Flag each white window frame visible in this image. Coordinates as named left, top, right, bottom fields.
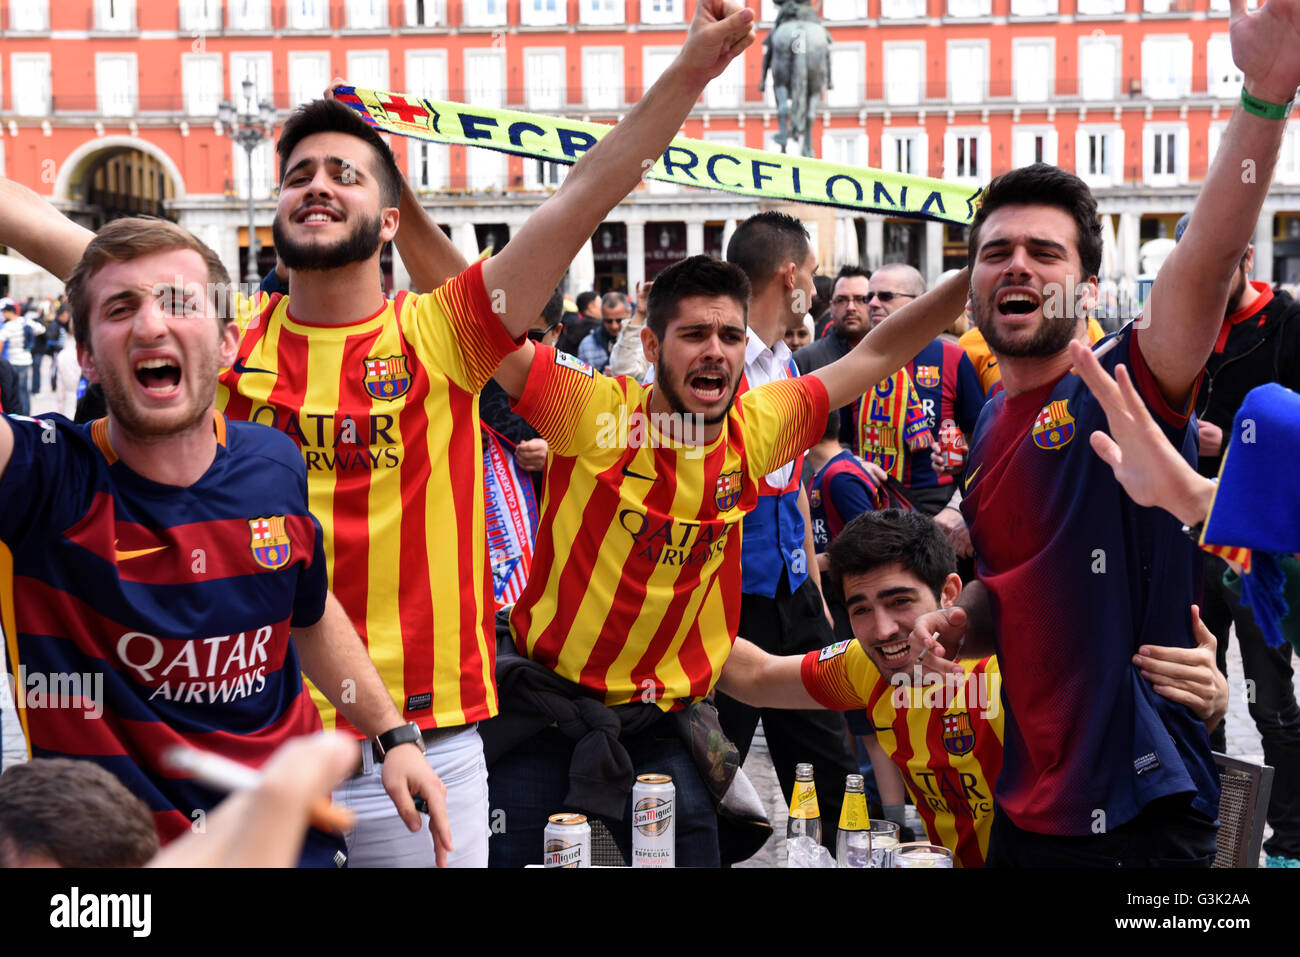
left=640, top=0, right=683, bottom=24
left=229, top=0, right=270, bottom=30
left=463, top=0, right=508, bottom=27
left=409, top=141, right=449, bottom=190
left=943, top=128, right=989, bottom=183
left=465, top=48, right=506, bottom=108
left=96, top=0, right=135, bottom=31
left=180, top=0, right=222, bottom=32
left=229, top=52, right=273, bottom=111
left=826, top=44, right=864, bottom=109
left=522, top=0, right=567, bottom=26
left=821, top=131, right=869, bottom=169
left=583, top=47, right=624, bottom=109
left=1205, top=34, right=1242, bottom=99
left=1276, top=126, right=1300, bottom=186
left=822, top=0, right=867, bottom=19
left=11, top=54, right=52, bottom=117
left=405, top=50, right=448, bottom=100
left=1076, top=0, right=1124, bottom=13
left=1141, top=35, right=1193, bottom=101
left=525, top=48, right=567, bottom=110
left=346, top=50, right=390, bottom=93
left=404, top=0, right=447, bottom=26
left=96, top=53, right=137, bottom=116
left=579, top=0, right=624, bottom=25
left=1207, top=120, right=1227, bottom=169
left=286, top=0, right=329, bottom=30
left=880, top=130, right=928, bottom=176
left=881, top=0, right=926, bottom=16
left=947, top=40, right=989, bottom=104
left=10, top=0, right=49, bottom=30
left=1011, top=126, right=1059, bottom=168
left=882, top=42, right=926, bottom=106
left=1143, top=123, right=1188, bottom=186
left=181, top=53, right=222, bottom=116
left=946, top=0, right=990, bottom=16
left=347, top=0, right=388, bottom=28
left=1075, top=125, right=1123, bottom=188
left=288, top=52, right=331, bottom=108
left=1010, top=0, right=1056, bottom=14
left=1078, top=36, right=1122, bottom=101
left=705, top=49, right=746, bottom=110
left=642, top=47, right=678, bottom=99
left=1012, top=38, right=1054, bottom=103
left=467, top=150, right=508, bottom=191
left=523, top=157, right=568, bottom=190
left=233, top=139, right=276, bottom=199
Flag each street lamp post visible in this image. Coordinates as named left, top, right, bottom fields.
left=219, top=77, right=277, bottom=285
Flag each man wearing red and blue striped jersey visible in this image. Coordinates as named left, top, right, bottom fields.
left=0, top=219, right=450, bottom=865
left=913, top=0, right=1300, bottom=865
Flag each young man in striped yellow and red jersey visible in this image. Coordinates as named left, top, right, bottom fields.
left=715, top=509, right=1227, bottom=866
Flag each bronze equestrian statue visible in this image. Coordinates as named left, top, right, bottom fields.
left=759, top=0, right=833, bottom=157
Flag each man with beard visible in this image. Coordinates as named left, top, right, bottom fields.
left=1178, top=217, right=1300, bottom=866
left=481, top=253, right=970, bottom=866
left=0, top=218, right=448, bottom=864
left=908, top=0, right=1300, bottom=866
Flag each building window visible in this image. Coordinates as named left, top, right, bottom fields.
left=642, top=49, right=676, bottom=98
left=346, top=51, right=389, bottom=92
left=583, top=49, right=623, bottom=108
left=947, top=0, right=990, bottom=15
left=945, top=132, right=984, bottom=180
left=406, top=51, right=448, bottom=100
left=96, top=53, right=137, bottom=115
left=1276, top=128, right=1300, bottom=185
left=234, top=139, right=275, bottom=198
left=11, top=55, right=52, bottom=117
left=465, top=49, right=505, bottom=107
left=467, top=151, right=508, bottom=191
left=288, top=52, right=331, bottom=107
left=404, top=0, right=446, bottom=26
left=522, top=0, right=567, bottom=25
left=1205, top=34, right=1242, bottom=98
left=347, top=0, right=387, bottom=28
left=10, top=0, right=49, bottom=30
left=1142, top=36, right=1192, bottom=100
left=641, top=0, right=683, bottom=23
left=525, top=50, right=565, bottom=110
left=1012, top=128, right=1058, bottom=167
left=705, top=50, right=746, bottom=109
left=180, top=0, right=222, bottom=31
left=1144, top=126, right=1186, bottom=185
left=524, top=158, right=567, bottom=190
left=97, top=0, right=135, bottom=30
left=881, top=0, right=926, bottom=15
left=883, top=44, right=924, bottom=106
left=1076, top=127, right=1121, bottom=187
left=287, top=0, right=329, bottom=30
left=182, top=54, right=222, bottom=116
left=1079, top=38, right=1120, bottom=100
left=229, top=0, right=270, bottom=30
left=409, top=141, right=448, bottom=189
left=580, top=0, right=624, bottom=24
left=1010, top=0, right=1056, bottom=14
left=230, top=52, right=273, bottom=110
left=822, top=0, right=867, bottom=18
left=826, top=46, right=864, bottom=108
left=464, top=0, right=507, bottom=26
left=1076, top=0, right=1124, bottom=13
left=948, top=41, right=988, bottom=104
left=822, top=132, right=867, bottom=167
left=1013, top=39, right=1053, bottom=102
left=881, top=131, right=926, bottom=175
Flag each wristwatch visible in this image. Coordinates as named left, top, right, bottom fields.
left=375, top=720, right=423, bottom=756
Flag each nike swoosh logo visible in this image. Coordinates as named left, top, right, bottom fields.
left=115, top=544, right=168, bottom=562
left=232, top=357, right=276, bottom=376
left=621, top=464, right=655, bottom=482
left=963, top=464, right=982, bottom=491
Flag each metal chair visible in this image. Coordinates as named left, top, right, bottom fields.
left=1212, top=752, right=1274, bottom=868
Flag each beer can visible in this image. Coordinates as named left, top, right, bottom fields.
left=632, top=772, right=675, bottom=868
left=543, top=812, right=590, bottom=868
left=937, top=420, right=966, bottom=471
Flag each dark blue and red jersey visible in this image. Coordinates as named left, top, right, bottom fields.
left=808, top=449, right=913, bottom=552
left=0, top=412, right=333, bottom=855
left=901, top=339, right=985, bottom=490
left=961, top=326, right=1219, bottom=835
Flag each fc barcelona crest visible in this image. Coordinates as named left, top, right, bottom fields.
left=364, top=354, right=412, bottom=400
left=715, top=470, right=743, bottom=511
left=859, top=423, right=898, bottom=474
left=249, top=516, right=292, bottom=570
left=914, top=364, right=941, bottom=389
left=1032, top=399, right=1076, bottom=450
left=810, top=487, right=822, bottom=509
left=942, top=711, right=975, bottom=756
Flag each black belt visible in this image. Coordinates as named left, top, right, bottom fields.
left=353, top=724, right=474, bottom=775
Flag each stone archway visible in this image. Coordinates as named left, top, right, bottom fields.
left=55, top=136, right=185, bottom=229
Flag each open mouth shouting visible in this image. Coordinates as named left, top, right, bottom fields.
left=995, top=287, right=1042, bottom=321
left=134, top=355, right=182, bottom=397
left=687, top=366, right=730, bottom=404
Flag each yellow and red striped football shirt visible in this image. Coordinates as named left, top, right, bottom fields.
left=801, top=641, right=1004, bottom=867
left=218, top=261, right=517, bottom=733
left=509, top=345, right=829, bottom=709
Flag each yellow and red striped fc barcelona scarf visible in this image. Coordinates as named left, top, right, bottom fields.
left=857, top=368, right=931, bottom=482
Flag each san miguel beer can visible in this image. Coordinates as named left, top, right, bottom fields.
left=544, top=812, right=590, bottom=868
left=632, top=773, right=676, bottom=868
left=937, top=419, right=967, bottom=471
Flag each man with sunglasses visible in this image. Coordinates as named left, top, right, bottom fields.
left=577, top=292, right=630, bottom=375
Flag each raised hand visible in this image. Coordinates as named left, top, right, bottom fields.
left=1230, top=0, right=1300, bottom=104
left=680, top=0, right=757, bottom=84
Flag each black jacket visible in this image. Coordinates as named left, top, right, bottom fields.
left=1196, top=282, right=1300, bottom=477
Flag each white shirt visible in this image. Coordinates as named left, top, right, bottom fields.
left=743, top=327, right=796, bottom=488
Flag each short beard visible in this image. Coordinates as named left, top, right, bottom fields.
left=1224, top=269, right=1248, bottom=318
left=99, top=364, right=214, bottom=440
left=272, top=213, right=383, bottom=272
left=974, top=298, right=1079, bottom=359
left=655, top=351, right=740, bottom=426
